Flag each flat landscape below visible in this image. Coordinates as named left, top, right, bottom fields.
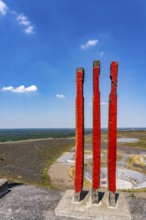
left=0, top=129, right=146, bottom=219
left=0, top=138, right=75, bottom=187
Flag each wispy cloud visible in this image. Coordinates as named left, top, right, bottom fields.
left=96, top=51, right=105, bottom=57
left=23, top=25, right=34, bottom=34
left=0, top=1, right=35, bottom=35
left=0, top=0, right=8, bottom=15
left=1, top=85, right=38, bottom=93
left=56, top=94, right=65, bottom=98
left=16, top=13, right=34, bottom=34
left=16, top=14, right=30, bottom=26
left=81, top=39, right=98, bottom=50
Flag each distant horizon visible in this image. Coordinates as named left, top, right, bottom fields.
left=0, top=127, right=145, bottom=130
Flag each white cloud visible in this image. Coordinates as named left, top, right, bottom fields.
left=0, top=0, right=8, bottom=15
left=56, top=94, right=65, bottom=98
left=0, top=2, right=35, bottom=35
left=1, top=85, right=38, bottom=93
left=24, top=25, right=34, bottom=34
left=1, top=86, right=14, bottom=91
left=16, top=14, right=30, bottom=26
left=25, top=85, right=37, bottom=92
left=81, top=39, right=98, bottom=49
left=16, top=13, right=34, bottom=34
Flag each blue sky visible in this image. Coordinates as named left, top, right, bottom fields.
left=0, top=0, right=146, bottom=128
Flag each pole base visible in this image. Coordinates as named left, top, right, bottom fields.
left=74, top=192, right=81, bottom=202
left=91, top=189, right=99, bottom=204
left=55, top=190, right=132, bottom=220
left=0, top=179, right=8, bottom=198
left=109, top=192, right=116, bottom=207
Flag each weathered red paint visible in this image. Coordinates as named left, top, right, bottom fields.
left=108, top=61, right=118, bottom=193
left=92, top=61, right=101, bottom=190
left=74, top=68, right=84, bottom=193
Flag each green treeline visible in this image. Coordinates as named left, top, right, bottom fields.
left=0, top=128, right=92, bottom=142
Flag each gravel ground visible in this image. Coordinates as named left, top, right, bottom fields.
left=0, top=184, right=62, bottom=220
left=0, top=184, right=146, bottom=220
left=127, top=196, right=146, bottom=220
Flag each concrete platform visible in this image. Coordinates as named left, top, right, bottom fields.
left=0, top=179, right=8, bottom=198
left=55, top=190, right=132, bottom=220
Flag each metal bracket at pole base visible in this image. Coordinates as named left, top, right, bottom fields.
left=109, top=191, right=116, bottom=207
left=74, top=192, right=81, bottom=202
left=91, top=189, right=99, bottom=204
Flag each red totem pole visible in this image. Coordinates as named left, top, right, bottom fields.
left=92, top=61, right=101, bottom=203
left=108, top=61, right=118, bottom=207
left=74, top=68, right=84, bottom=202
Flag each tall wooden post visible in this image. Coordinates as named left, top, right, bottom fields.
left=74, top=68, right=84, bottom=202
left=92, top=61, right=101, bottom=203
left=108, top=61, right=118, bottom=207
